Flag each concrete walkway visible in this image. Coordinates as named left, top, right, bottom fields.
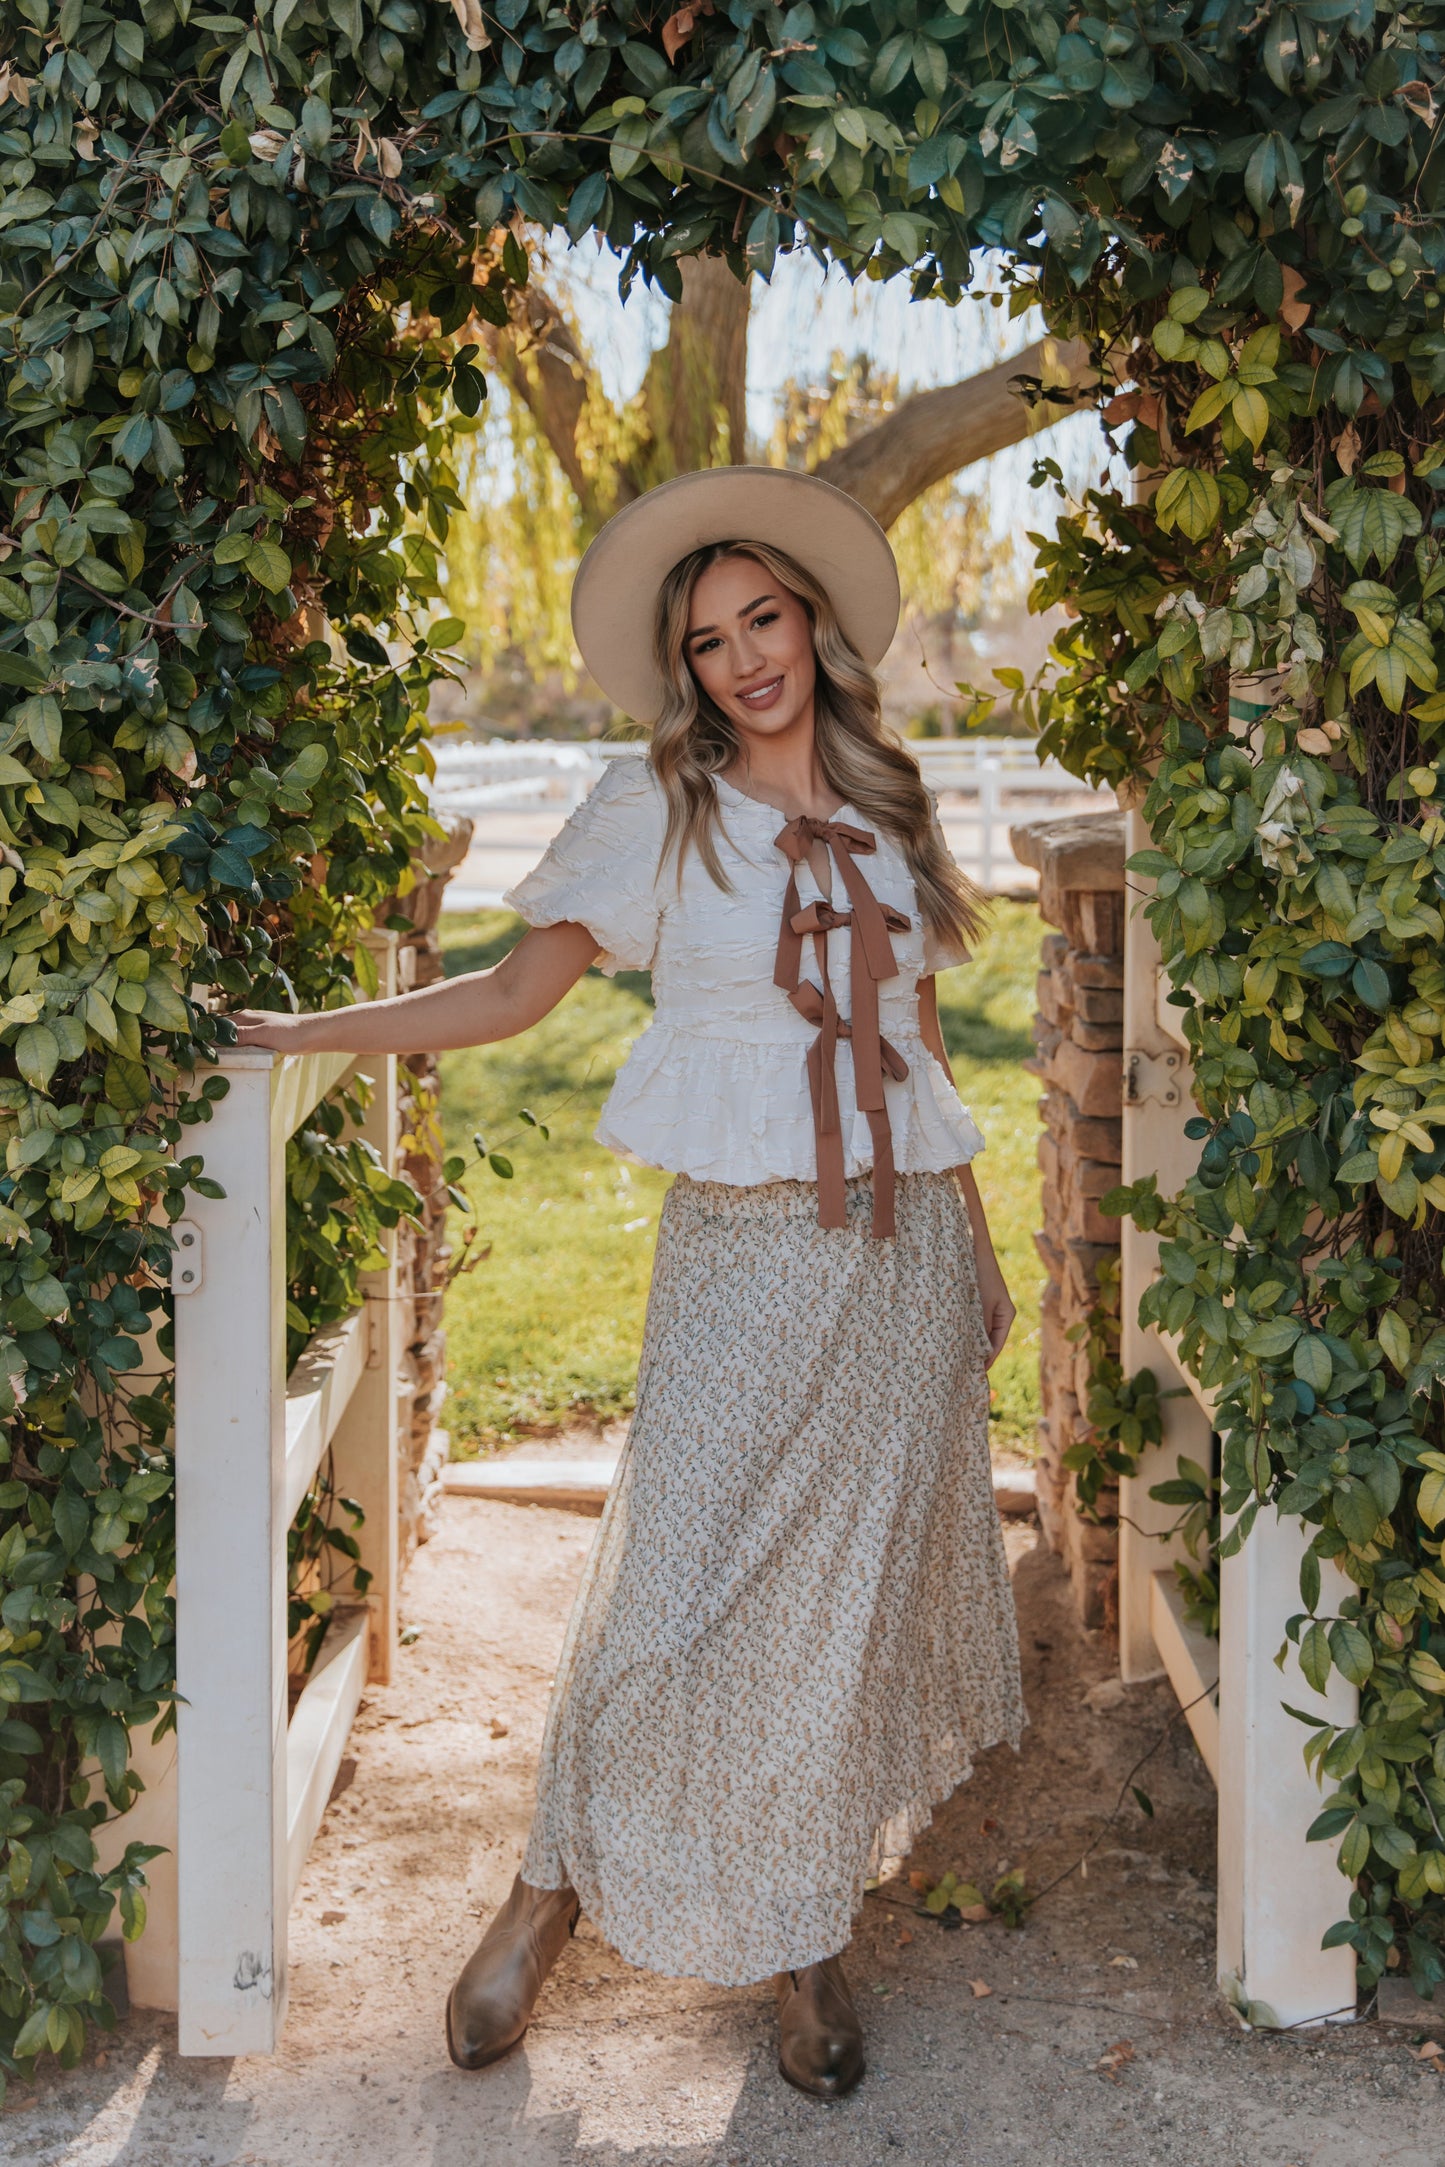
left=5, top=1498, right=1443, bottom=2166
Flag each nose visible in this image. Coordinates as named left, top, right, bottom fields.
left=734, top=624, right=766, bottom=682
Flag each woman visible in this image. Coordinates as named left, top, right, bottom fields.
left=235, top=467, right=1024, bottom=2099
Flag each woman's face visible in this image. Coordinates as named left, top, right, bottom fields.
left=684, top=554, right=817, bottom=745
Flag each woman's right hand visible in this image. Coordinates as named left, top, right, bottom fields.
left=229, top=1008, right=315, bottom=1052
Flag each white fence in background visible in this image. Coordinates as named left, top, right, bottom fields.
left=428, top=736, right=1104, bottom=902
left=116, top=933, right=405, bottom=2055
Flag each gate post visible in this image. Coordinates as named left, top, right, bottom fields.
left=1117, top=807, right=1214, bottom=1681
left=173, top=1049, right=288, bottom=2055
left=330, top=932, right=401, bottom=1685
left=1216, top=1509, right=1358, bottom=2027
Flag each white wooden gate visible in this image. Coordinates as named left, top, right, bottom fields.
left=166, top=933, right=402, bottom=2055
left=1116, top=817, right=1358, bottom=2027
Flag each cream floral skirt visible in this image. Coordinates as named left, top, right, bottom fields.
left=521, top=1169, right=1024, bottom=1986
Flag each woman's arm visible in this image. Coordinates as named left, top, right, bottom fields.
left=918, top=974, right=1016, bottom=1371
left=230, top=920, right=602, bottom=1056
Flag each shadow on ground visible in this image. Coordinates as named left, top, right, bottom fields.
left=6, top=1504, right=1442, bottom=2167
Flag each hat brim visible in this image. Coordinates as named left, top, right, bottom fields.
left=571, top=468, right=901, bottom=725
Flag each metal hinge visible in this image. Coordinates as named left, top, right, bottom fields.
left=170, top=1219, right=204, bottom=1295
left=1125, top=1048, right=1183, bottom=1109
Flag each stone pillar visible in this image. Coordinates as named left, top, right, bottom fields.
left=1009, top=813, right=1127, bottom=1628
left=386, top=813, right=473, bottom=1568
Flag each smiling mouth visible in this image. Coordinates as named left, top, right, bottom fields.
left=737, top=675, right=785, bottom=709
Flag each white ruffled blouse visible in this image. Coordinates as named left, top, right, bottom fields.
left=503, top=755, right=985, bottom=1194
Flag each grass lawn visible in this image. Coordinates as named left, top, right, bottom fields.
left=438, top=898, right=1044, bottom=1457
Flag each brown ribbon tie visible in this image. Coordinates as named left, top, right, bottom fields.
left=773, top=817, right=910, bottom=1238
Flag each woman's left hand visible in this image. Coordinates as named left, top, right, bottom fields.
left=974, top=1255, right=1016, bottom=1371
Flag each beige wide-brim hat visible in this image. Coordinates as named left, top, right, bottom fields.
left=571, top=467, right=900, bottom=724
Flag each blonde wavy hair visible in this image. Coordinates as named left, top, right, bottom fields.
left=649, top=540, right=987, bottom=952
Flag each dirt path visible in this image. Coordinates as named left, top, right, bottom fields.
left=6, top=1498, right=1444, bottom=2166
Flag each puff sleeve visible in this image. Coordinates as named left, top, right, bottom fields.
left=503, top=756, right=665, bottom=977
left=920, top=793, right=973, bottom=976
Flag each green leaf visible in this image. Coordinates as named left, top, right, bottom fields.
left=12, top=2001, right=54, bottom=2060
left=14, top=1026, right=60, bottom=1091
left=1378, top=1309, right=1411, bottom=1373
left=1418, top=1465, right=1445, bottom=1531
left=1293, top=1336, right=1333, bottom=1395
left=1231, top=384, right=1270, bottom=448
left=1243, top=1316, right=1301, bottom=1358
left=246, top=541, right=293, bottom=594
left=1154, top=468, right=1221, bottom=541
left=1409, top=1649, right=1445, bottom=1696
left=1300, top=1619, right=1331, bottom=1692
left=1328, top=1621, right=1374, bottom=1686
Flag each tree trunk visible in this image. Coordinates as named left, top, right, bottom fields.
left=642, top=253, right=751, bottom=473
left=486, top=279, right=600, bottom=518
left=486, top=282, right=1099, bottom=537
left=814, top=337, right=1099, bottom=529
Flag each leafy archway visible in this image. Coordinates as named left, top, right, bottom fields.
left=2, top=0, right=1445, bottom=2081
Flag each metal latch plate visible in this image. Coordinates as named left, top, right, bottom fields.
left=170, top=1219, right=204, bottom=1295
left=1125, top=1048, right=1182, bottom=1108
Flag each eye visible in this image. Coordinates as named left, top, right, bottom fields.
left=751, top=610, right=779, bottom=630
left=690, top=634, right=721, bottom=655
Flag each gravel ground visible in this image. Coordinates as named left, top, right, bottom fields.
left=5, top=1496, right=1444, bottom=2167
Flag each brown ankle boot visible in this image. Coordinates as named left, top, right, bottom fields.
left=774, top=1952, right=865, bottom=2098
left=445, top=1874, right=581, bottom=2070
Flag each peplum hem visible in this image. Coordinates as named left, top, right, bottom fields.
left=595, top=1020, right=984, bottom=1185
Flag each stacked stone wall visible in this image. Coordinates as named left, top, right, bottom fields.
left=1010, top=814, right=1127, bottom=1628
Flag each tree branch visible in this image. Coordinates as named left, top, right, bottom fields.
left=813, top=336, right=1104, bottom=529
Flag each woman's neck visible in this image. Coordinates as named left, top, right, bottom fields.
left=721, top=714, right=843, bottom=822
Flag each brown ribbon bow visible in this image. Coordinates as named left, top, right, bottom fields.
left=773, top=816, right=910, bottom=1238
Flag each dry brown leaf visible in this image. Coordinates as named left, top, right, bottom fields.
left=449, top=0, right=491, bottom=52
left=1414, top=2040, right=1445, bottom=2060
left=489, top=1716, right=509, bottom=1737
left=1109, top=1954, right=1139, bottom=1970
left=377, top=137, right=403, bottom=179
left=1300, top=503, right=1339, bottom=542
left=1295, top=727, right=1332, bottom=754
left=969, top=1978, right=993, bottom=1998
left=75, top=118, right=99, bottom=162
left=1101, top=392, right=1141, bottom=427
left=908, top=1870, right=931, bottom=1893
left=354, top=118, right=376, bottom=173
left=662, top=0, right=713, bottom=62
left=1279, top=264, right=1310, bottom=333
left=896, top=1927, right=914, bottom=1947
left=959, top=1902, right=992, bottom=1923
left=1334, top=422, right=1361, bottom=475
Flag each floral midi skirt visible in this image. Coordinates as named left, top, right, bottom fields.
left=521, top=1169, right=1024, bottom=1986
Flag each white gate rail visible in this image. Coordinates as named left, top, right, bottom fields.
left=171, top=934, right=401, bottom=2055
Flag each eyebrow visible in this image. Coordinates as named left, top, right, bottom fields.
left=687, top=593, right=776, bottom=641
